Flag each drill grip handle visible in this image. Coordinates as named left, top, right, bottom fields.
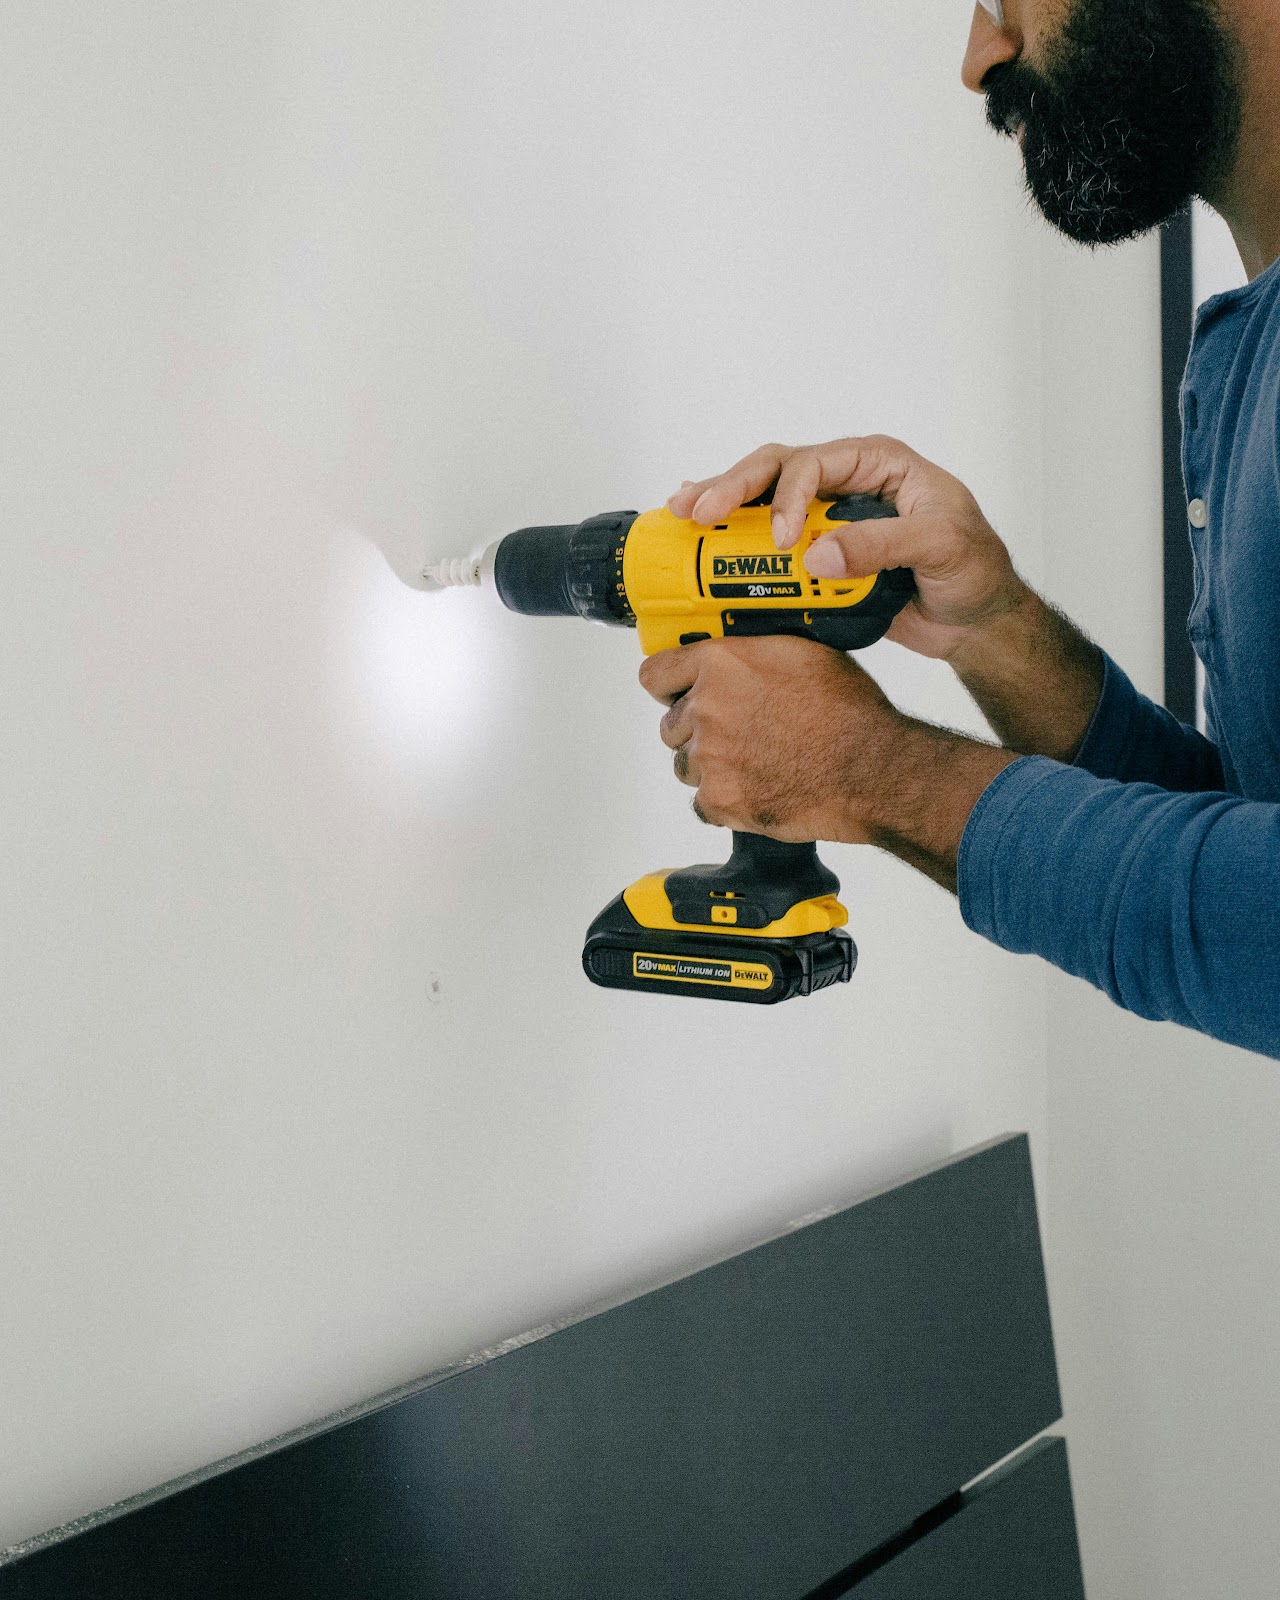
left=729, top=833, right=821, bottom=872
left=727, top=835, right=839, bottom=900
left=664, top=834, right=840, bottom=928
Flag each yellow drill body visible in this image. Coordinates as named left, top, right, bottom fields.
left=620, top=504, right=881, bottom=654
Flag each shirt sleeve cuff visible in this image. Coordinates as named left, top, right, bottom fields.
left=1070, top=651, right=1144, bottom=781
left=956, top=755, right=1063, bottom=946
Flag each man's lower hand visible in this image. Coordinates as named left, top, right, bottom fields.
left=638, top=636, right=1018, bottom=892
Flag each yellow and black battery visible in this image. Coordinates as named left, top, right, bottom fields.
left=582, top=832, right=856, bottom=1005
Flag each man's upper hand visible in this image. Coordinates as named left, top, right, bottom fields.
left=666, top=435, right=1105, bottom=762
left=665, top=435, right=1028, bottom=666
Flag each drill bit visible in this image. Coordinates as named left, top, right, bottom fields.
left=421, top=553, right=483, bottom=592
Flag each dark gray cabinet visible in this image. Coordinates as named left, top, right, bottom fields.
left=0, top=1134, right=1085, bottom=1598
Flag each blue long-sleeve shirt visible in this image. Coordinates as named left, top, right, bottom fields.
left=957, top=253, right=1280, bottom=1061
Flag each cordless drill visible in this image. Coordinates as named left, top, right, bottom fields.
left=425, top=491, right=913, bottom=1004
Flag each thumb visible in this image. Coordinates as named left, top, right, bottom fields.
left=803, top=512, right=965, bottom=583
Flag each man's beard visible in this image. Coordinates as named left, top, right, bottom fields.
left=984, top=0, right=1242, bottom=246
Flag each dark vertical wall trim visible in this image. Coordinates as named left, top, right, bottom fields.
left=1161, top=209, right=1197, bottom=723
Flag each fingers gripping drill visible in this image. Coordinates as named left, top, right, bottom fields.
left=426, top=492, right=914, bottom=1004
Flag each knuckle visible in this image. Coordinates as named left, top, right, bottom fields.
left=698, top=773, right=734, bottom=813
left=778, top=452, right=819, bottom=496
left=693, top=785, right=731, bottom=827
left=660, top=705, right=688, bottom=747
left=930, top=521, right=973, bottom=576
left=747, top=443, right=791, bottom=487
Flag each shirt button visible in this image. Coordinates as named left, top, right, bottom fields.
left=1188, top=498, right=1208, bottom=528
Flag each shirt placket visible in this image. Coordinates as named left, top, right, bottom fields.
left=1180, top=364, right=1214, bottom=662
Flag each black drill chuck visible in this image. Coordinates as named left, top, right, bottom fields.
left=493, top=512, right=639, bottom=627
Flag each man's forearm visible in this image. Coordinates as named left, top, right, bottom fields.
left=861, top=720, right=1019, bottom=892
left=945, top=584, right=1105, bottom=762
left=956, top=757, right=1280, bottom=1063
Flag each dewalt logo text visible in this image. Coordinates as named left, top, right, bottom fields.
left=711, top=554, right=793, bottom=578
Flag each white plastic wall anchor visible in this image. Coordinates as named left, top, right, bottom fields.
left=421, top=542, right=499, bottom=594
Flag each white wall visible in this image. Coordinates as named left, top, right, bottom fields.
left=1193, top=197, right=1249, bottom=306
left=0, top=2, right=1053, bottom=1549
left=1039, top=216, right=1280, bottom=1600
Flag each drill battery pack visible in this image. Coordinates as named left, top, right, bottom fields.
left=582, top=894, right=855, bottom=1004
left=581, top=835, right=857, bottom=1004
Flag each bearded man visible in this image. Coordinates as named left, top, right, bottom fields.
left=640, top=0, right=1279, bottom=1058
